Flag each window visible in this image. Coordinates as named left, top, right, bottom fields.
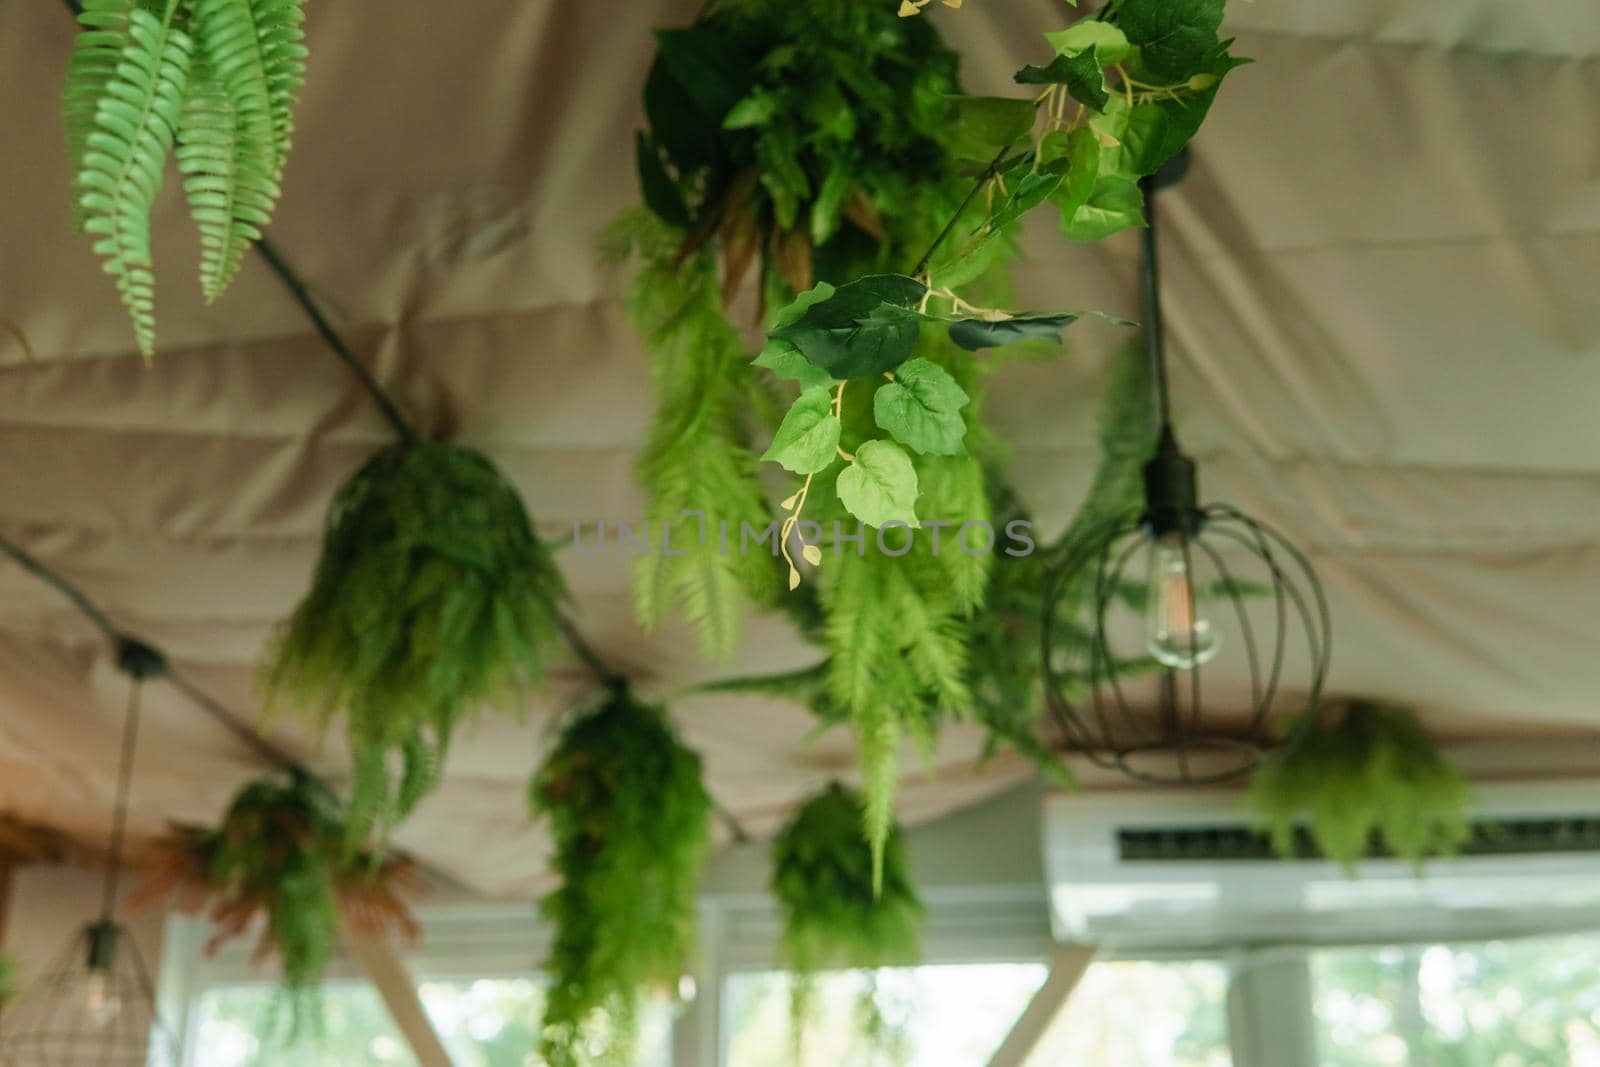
left=188, top=978, right=672, bottom=1067
left=723, top=959, right=1230, bottom=1067
left=1313, top=935, right=1600, bottom=1067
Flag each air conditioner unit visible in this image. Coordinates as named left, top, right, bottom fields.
left=1043, top=781, right=1600, bottom=950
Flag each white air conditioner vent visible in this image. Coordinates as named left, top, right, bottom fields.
left=1044, top=782, right=1600, bottom=950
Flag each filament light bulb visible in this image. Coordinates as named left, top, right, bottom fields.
left=83, top=968, right=120, bottom=1027
left=1145, top=533, right=1220, bottom=670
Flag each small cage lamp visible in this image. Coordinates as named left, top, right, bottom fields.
left=1039, top=157, right=1332, bottom=784
left=0, top=639, right=178, bottom=1066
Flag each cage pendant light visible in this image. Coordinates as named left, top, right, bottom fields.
left=1039, top=156, right=1332, bottom=784
left=0, top=639, right=178, bottom=1066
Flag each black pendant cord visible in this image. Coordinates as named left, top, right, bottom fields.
left=98, top=680, right=143, bottom=923
left=1137, top=173, right=1176, bottom=438
left=0, top=531, right=305, bottom=777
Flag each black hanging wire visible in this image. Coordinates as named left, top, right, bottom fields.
left=98, top=655, right=149, bottom=923
left=1137, top=172, right=1176, bottom=434
left=49, top=0, right=747, bottom=842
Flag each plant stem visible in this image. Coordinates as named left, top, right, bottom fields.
left=910, top=144, right=1016, bottom=279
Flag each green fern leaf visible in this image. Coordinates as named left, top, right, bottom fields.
left=73, top=0, right=194, bottom=357
left=63, top=0, right=137, bottom=233
left=178, top=0, right=305, bottom=300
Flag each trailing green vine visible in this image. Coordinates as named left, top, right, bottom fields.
left=1243, top=701, right=1472, bottom=870
left=772, top=783, right=922, bottom=1054
left=63, top=0, right=310, bottom=356
left=265, top=443, right=568, bottom=846
left=622, top=0, right=1245, bottom=877
left=133, top=774, right=420, bottom=1039
left=621, top=0, right=977, bottom=661
left=530, top=688, right=713, bottom=1067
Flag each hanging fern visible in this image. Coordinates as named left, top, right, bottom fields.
left=266, top=443, right=568, bottom=846
left=772, top=783, right=922, bottom=1052
left=132, top=774, right=420, bottom=1040
left=1243, top=701, right=1473, bottom=870
left=63, top=0, right=309, bottom=355
left=608, top=214, right=786, bottom=662
left=530, top=689, right=712, bottom=1067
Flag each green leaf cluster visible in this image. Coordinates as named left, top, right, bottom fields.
left=0, top=955, right=16, bottom=1006
left=760, top=278, right=1104, bottom=541
left=138, top=775, right=420, bottom=1044
left=771, top=784, right=922, bottom=1043
left=637, top=0, right=968, bottom=292
left=1244, top=701, right=1473, bottom=870
left=530, top=690, right=713, bottom=1067
left=63, top=0, right=309, bottom=356
left=265, top=443, right=568, bottom=845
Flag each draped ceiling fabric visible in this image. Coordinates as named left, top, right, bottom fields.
left=0, top=0, right=1597, bottom=898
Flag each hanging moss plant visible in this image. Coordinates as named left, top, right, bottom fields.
left=266, top=442, right=568, bottom=845
left=1244, top=701, right=1472, bottom=870
left=772, top=783, right=922, bottom=1050
left=530, top=688, right=712, bottom=1067
left=133, top=775, right=420, bottom=1037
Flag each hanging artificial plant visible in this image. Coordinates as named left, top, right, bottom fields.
left=266, top=442, right=568, bottom=846
left=530, top=688, right=713, bottom=1067
left=772, top=783, right=923, bottom=1050
left=63, top=0, right=311, bottom=356
left=619, top=0, right=975, bottom=662
left=132, top=774, right=420, bottom=1036
left=627, top=0, right=1245, bottom=876
left=1243, top=701, right=1473, bottom=870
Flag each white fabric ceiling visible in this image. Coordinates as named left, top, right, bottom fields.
left=0, top=0, right=1598, bottom=898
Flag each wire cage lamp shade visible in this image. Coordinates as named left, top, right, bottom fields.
left=1039, top=159, right=1332, bottom=784
left=0, top=639, right=178, bottom=1066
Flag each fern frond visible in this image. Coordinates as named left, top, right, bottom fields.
left=532, top=692, right=712, bottom=1067
left=177, top=8, right=267, bottom=298
left=73, top=1, right=194, bottom=357
left=63, top=0, right=137, bottom=232
left=772, top=783, right=923, bottom=1044
left=1243, top=701, right=1472, bottom=870
left=626, top=224, right=782, bottom=659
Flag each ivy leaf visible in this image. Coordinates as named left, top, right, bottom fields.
left=1062, top=176, right=1146, bottom=241
left=775, top=281, right=837, bottom=326
left=1043, top=126, right=1101, bottom=217
left=945, top=95, right=1037, bottom=160
left=927, top=228, right=1007, bottom=289
left=1044, top=21, right=1133, bottom=65
left=874, top=358, right=971, bottom=456
left=1014, top=51, right=1108, bottom=111
left=1118, top=0, right=1225, bottom=81
left=1118, top=51, right=1249, bottom=175
left=763, top=387, right=842, bottom=474
left=948, top=312, right=1081, bottom=352
left=836, top=440, right=920, bottom=528
left=754, top=338, right=834, bottom=392
left=769, top=275, right=928, bottom=379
